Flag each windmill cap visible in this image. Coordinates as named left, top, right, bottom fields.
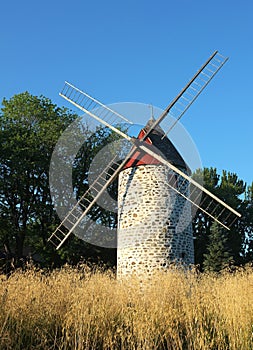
left=123, top=117, right=190, bottom=172
left=142, top=117, right=189, bottom=171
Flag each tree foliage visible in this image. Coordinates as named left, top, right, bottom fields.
left=203, top=221, right=233, bottom=272
left=0, top=92, right=121, bottom=271
left=193, top=167, right=253, bottom=271
left=0, top=92, right=77, bottom=267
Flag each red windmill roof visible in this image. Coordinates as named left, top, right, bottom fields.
left=123, top=117, right=187, bottom=170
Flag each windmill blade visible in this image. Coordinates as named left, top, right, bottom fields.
left=60, top=51, right=228, bottom=144
left=53, top=50, right=239, bottom=249
left=48, top=146, right=137, bottom=249
left=142, top=51, right=229, bottom=141
left=136, top=141, right=241, bottom=230
left=60, top=81, right=133, bottom=141
left=166, top=175, right=239, bottom=230
left=49, top=133, right=240, bottom=248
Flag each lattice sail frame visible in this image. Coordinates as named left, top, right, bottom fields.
left=49, top=51, right=241, bottom=249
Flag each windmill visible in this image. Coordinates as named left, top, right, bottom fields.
left=48, top=51, right=241, bottom=277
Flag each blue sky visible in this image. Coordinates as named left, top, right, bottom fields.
left=1, top=0, right=252, bottom=187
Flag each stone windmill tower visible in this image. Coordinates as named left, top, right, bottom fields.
left=48, top=51, right=241, bottom=276
left=117, top=117, right=194, bottom=277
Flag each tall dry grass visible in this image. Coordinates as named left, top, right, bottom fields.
left=0, top=264, right=252, bottom=350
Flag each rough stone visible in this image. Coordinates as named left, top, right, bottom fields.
left=117, top=164, right=194, bottom=278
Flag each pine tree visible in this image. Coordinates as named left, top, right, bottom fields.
left=193, top=168, right=246, bottom=270
left=203, top=222, right=233, bottom=272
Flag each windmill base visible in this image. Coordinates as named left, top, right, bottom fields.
left=117, top=164, right=194, bottom=278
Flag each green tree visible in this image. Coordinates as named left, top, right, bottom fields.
left=242, top=183, right=253, bottom=263
left=56, top=126, right=125, bottom=268
left=0, top=93, right=122, bottom=269
left=192, top=167, right=220, bottom=267
left=0, top=92, right=76, bottom=265
left=203, top=221, right=233, bottom=272
left=192, top=168, right=246, bottom=270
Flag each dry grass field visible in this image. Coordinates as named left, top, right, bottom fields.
left=0, top=264, right=252, bottom=350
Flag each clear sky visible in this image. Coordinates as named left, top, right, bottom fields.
left=1, top=0, right=252, bottom=187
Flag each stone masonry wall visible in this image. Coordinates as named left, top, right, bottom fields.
left=117, top=164, right=194, bottom=278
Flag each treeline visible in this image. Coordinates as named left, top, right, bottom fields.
left=0, top=92, right=252, bottom=273
left=193, top=169, right=253, bottom=271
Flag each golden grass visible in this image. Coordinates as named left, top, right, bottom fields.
left=0, top=265, right=252, bottom=350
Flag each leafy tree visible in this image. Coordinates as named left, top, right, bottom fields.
left=55, top=126, right=126, bottom=268
left=0, top=92, right=76, bottom=266
left=0, top=93, right=122, bottom=270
